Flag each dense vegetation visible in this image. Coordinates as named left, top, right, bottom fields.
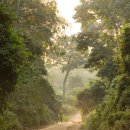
left=1, top=0, right=130, bottom=130
left=0, top=1, right=62, bottom=130
left=74, top=0, right=130, bottom=130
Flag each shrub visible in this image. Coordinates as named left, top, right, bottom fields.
left=0, top=111, right=22, bottom=130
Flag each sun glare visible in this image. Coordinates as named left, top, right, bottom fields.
left=56, top=0, right=81, bottom=35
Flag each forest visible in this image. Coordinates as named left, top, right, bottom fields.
left=0, top=0, right=130, bottom=130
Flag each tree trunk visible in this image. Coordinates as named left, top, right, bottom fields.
left=1, top=0, right=4, bottom=4
left=63, top=69, right=70, bottom=100
left=16, top=0, right=20, bottom=17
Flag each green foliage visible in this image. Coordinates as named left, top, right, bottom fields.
left=0, top=1, right=63, bottom=130
left=9, top=0, right=59, bottom=41
left=80, top=70, right=130, bottom=130
left=8, top=77, right=61, bottom=129
left=82, top=110, right=105, bottom=130
left=108, top=111, right=130, bottom=130
left=0, top=5, right=29, bottom=110
left=115, top=25, right=130, bottom=75
left=77, top=80, right=106, bottom=116
left=62, top=104, right=76, bottom=115
left=0, top=111, right=22, bottom=130
left=74, top=0, right=130, bottom=82
left=81, top=26, right=130, bottom=130
left=74, top=1, right=130, bottom=129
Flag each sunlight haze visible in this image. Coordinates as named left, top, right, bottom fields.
left=56, top=0, right=81, bottom=35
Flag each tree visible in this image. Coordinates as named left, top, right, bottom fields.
left=0, top=1, right=63, bottom=129
left=0, top=5, right=29, bottom=111
left=74, top=1, right=130, bottom=128
left=45, top=35, right=88, bottom=99
left=74, top=0, right=130, bottom=82
left=74, top=1, right=130, bottom=130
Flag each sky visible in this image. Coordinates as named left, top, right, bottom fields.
left=56, top=0, right=81, bottom=35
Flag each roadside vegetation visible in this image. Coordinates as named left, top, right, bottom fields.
left=0, top=1, right=62, bottom=130
left=74, top=0, right=130, bottom=130
left=1, top=0, right=130, bottom=130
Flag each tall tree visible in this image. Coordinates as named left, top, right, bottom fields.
left=74, top=0, right=130, bottom=82
left=0, top=5, right=29, bottom=111
left=45, top=35, right=88, bottom=99
left=74, top=0, right=130, bottom=129
left=0, top=1, right=63, bottom=129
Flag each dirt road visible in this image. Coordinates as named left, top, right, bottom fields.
left=39, top=113, right=81, bottom=130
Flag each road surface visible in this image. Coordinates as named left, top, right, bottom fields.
left=39, top=113, right=81, bottom=130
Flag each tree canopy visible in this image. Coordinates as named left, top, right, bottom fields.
left=0, top=4, right=29, bottom=111
left=74, top=1, right=130, bottom=130
left=0, top=1, right=63, bottom=130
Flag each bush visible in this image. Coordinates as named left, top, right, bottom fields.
left=77, top=80, right=106, bottom=116
left=9, top=78, right=61, bottom=129
left=0, top=111, right=22, bottom=130
left=82, top=75, right=130, bottom=130
left=62, top=104, right=76, bottom=115
left=108, top=111, right=130, bottom=130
